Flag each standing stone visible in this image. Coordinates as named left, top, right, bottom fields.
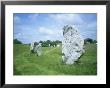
left=30, top=42, right=35, bottom=53
left=49, top=44, right=51, bottom=47
left=57, top=44, right=60, bottom=47
left=30, top=42, right=42, bottom=56
left=62, top=25, right=85, bottom=64
left=34, top=43, right=42, bottom=56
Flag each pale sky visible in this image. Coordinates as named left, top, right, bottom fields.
left=14, top=13, right=97, bottom=44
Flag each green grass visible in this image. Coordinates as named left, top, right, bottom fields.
left=13, top=43, right=97, bottom=75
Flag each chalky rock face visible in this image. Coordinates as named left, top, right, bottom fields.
left=62, top=25, right=85, bottom=64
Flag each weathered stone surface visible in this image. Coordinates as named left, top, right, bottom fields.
left=34, top=43, right=42, bottom=56
left=62, top=25, right=85, bottom=64
left=30, top=42, right=42, bottom=56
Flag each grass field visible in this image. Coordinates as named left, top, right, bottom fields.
left=14, top=43, right=97, bottom=75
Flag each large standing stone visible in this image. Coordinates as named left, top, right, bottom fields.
left=62, top=25, right=85, bottom=64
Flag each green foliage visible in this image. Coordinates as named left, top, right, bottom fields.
left=34, top=42, right=39, bottom=46
left=84, top=38, right=97, bottom=44
left=14, top=39, right=22, bottom=44
left=38, top=40, right=61, bottom=47
left=14, top=43, right=97, bottom=75
left=93, top=40, right=97, bottom=43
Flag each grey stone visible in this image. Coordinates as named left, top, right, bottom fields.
left=62, top=25, right=85, bottom=64
left=30, top=42, right=42, bottom=56
left=34, top=43, right=42, bottom=56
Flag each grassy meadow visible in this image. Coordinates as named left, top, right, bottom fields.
left=13, top=43, right=97, bottom=75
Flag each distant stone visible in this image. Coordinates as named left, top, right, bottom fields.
left=30, top=42, right=35, bottom=53
left=62, top=25, right=85, bottom=64
left=49, top=44, right=51, bottom=47
left=50, top=46, right=53, bottom=47
left=57, top=44, right=60, bottom=47
left=34, top=43, right=42, bottom=56
left=30, top=42, right=42, bottom=56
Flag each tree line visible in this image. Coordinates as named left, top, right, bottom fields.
left=84, top=38, right=97, bottom=44
left=14, top=38, right=97, bottom=46
left=13, top=39, right=62, bottom=47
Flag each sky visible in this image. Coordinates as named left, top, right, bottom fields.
left=14, top=13, right=97, bottom=44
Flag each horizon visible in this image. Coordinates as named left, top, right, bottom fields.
left=14, top=38, right=97, bottom=44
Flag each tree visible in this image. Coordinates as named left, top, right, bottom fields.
left=46, top=40, right=51, bottom=44
left=84, top=38, right=93, bottom=44
left=14, top=39, right=22, bottom=44
left=39, top=41, right=43, bottom=44
left=93, top=40, right=97, bottom=43
left=34, top=42, right=39, bottom=46
left=84, top=38, right=97, bottom=44
left=38, top=40, right=62, bottom=47
left=55, top=40, right=62, bottom=44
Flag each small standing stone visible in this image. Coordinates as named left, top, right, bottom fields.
left=49, top=44, right=51, bottom=47
left=30, top=42, right=35, bottom=53
left=34, top=43, right=42, bottom=56
left=30, top=42, right=42, bottom=56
